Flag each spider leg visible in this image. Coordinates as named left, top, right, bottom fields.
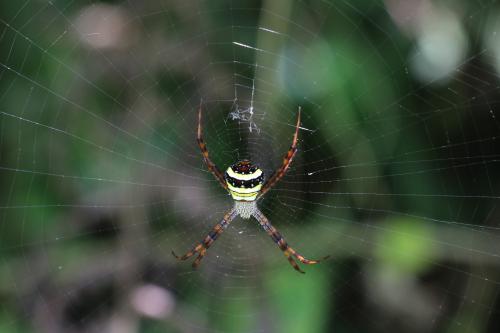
left=253, top=209, right=328, bottom=273
left=259, top=107, right=301, bottom=197
left=172, top=208, right=238, bottom=268
left=197, top=101, right=228, bottom=190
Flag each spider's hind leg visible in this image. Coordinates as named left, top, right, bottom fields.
left=253, top=209, right=329, bottom=273
left=172, top=208, right=238, bottom=268
left=171, top=245, right=200, bottom=261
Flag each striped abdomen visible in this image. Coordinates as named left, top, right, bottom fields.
left=225, top=160, right=264, bottom=201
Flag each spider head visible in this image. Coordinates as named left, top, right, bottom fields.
left=224, top=160, right=264, bottom=201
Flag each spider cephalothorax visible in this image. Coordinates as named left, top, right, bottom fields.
left=172, top=104, right=328, bottom=273
left=225, top=160, right=264, bottom=202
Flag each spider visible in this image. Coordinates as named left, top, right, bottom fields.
left=172, top=104, right=329, bottom=273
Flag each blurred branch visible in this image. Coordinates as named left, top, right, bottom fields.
left=254, top=0, right=293, bottom=111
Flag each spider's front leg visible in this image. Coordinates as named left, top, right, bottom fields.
left=253, top=209, right=329, bottom=273
left=197, top=102, right=228, bottom=191
left=259, top=107, right=301, bottom=197
left=172, top=208, right=238, bottom=268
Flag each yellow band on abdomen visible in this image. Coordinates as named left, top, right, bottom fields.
left=227, top=183, right=262, bottom=194
left=230, top=191, right=259, bottom=201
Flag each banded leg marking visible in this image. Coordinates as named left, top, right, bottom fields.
left=259, top=107, right=301, bottom=197
left=172, top=208, right=237, bottom=268
left=197, top=102, right=228, bottom=190
left=254, top=209, right=328, bottom=273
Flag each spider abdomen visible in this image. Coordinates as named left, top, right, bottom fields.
left=225, top=160, right=264, bottom=201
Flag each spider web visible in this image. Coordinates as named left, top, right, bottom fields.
left=1, top=1, right=500, bottom=332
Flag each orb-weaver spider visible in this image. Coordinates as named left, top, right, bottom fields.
left=172, top=104, right=328, bottom=273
